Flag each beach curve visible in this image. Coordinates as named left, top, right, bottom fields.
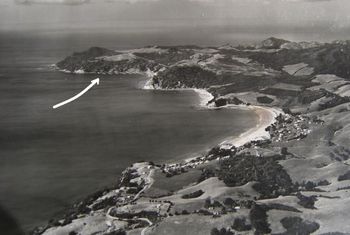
left=143, top=81, right=281, bottom=150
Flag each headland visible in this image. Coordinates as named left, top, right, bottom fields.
left=34, top=37, right=350, bottom=235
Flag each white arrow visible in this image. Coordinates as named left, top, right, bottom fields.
left=53, top=78, right=100, bottom=109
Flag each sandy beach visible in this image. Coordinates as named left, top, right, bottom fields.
left=190, top=88, right=281, bottom=148
left=220, top=105, right=282, bottom=148
left=143, top=81, right=280, bottom=150
left=143, top=83, right=281, bottom=162
left=37, top=34, right=350, bottom=234
left=192, top=88, right=214, bottom=107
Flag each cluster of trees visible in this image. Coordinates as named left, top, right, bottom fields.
left=218, top=154, right=294, bottom=199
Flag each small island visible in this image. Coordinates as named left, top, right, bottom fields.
left=35, top=37, right=350, bottom=235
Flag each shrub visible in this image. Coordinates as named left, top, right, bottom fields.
left=181, top=190, right=204, bottom=199
left=296, top=192, right=317, bottom=209
left=257, top=96, right=274, bottom=104
left=232, top=217, right=252, bottom=231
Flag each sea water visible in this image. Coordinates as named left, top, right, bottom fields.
left=0, top=32, right=257, bottom=232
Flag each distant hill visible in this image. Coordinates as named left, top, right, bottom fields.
left=43, top=37, right=350, bottom=235
left=256, top=37, right=290, bottom=49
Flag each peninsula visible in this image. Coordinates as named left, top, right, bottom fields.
left=34, top=37, right=350, bottom=235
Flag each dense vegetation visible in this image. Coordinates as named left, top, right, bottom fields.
left=218, top=154, right=294, bottom=198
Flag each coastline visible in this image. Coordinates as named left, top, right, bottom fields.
left=143, top=79, right=215, bottom=108
left=219, top=105, right=282, bottom=148
left=41, top=40, right=350, bottom=234
left=141, top=79, right=281, bottom=164
left=143, top=79, right=279, bottom=150
left=54, top=61, right=279, bottom=151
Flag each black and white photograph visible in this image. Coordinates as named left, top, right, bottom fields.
left=1, top=0, right=350, bottom=234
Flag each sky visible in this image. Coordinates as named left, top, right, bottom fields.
left=1, top=0, right=350, bottom=43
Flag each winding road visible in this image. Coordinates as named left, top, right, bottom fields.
left=106, top=168, right=156, bottom=234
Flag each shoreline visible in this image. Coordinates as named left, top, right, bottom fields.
left=142, top=78, right=280, bottom=149
left=219, top=104, right=282, bottom=148
left=37, top=69, right=285, bottom=235
left=42, top=40, right=350, bottom=234
left=143, top=79, right=215, bottom=108
left=141, top=79, right=281, bottom=163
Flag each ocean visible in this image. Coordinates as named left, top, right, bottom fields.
left=0, top=32, right=257, bottom=232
